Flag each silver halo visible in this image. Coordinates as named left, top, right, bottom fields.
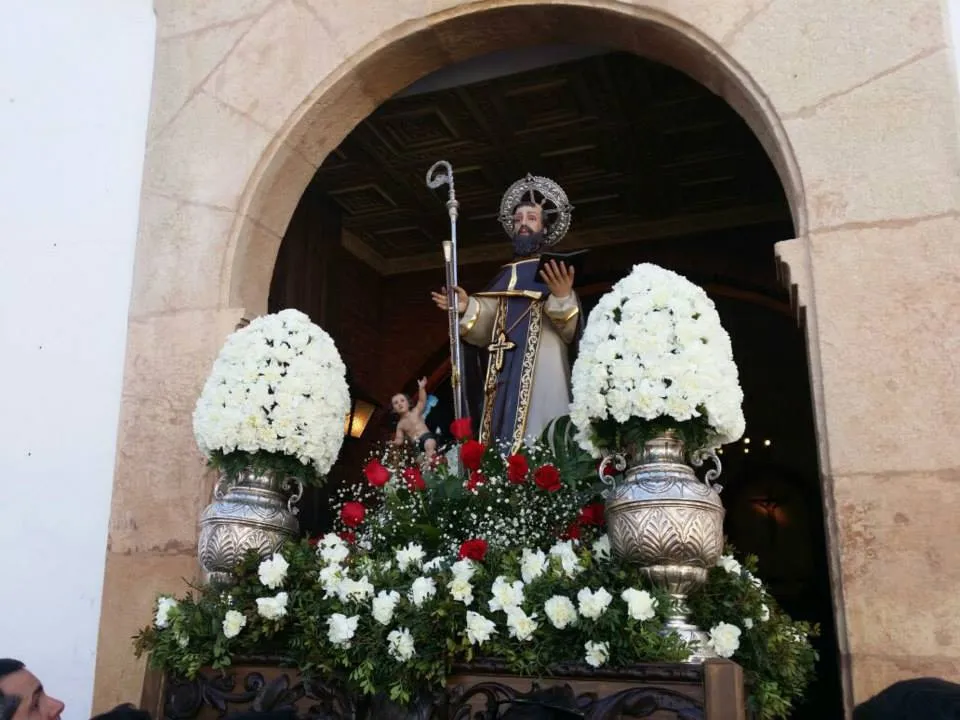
left=498, top=173, right=574, bottom=247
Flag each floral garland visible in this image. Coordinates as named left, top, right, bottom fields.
left=136, top=537, right=816, bottom=719
left=569, top=263, right=746, bottom=456
left=136, top=424, right=817, bottom=719
left=192, top=309, right=350, bottom=484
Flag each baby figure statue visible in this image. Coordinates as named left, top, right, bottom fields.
left=390, top=377, right=438, bottom=462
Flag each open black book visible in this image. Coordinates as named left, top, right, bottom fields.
left=535, top=249, right=589, bottom=279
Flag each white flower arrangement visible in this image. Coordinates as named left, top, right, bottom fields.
left=193, top=308, right=350, bottom=482
left=139, top=539, right=818, bottom=720
left=569, top=263, right=745, bottom=456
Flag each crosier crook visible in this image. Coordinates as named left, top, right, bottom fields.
left=426, top=160, right=469, bottom=420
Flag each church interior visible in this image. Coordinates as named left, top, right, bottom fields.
left=266, top=47, right=841, bottom=717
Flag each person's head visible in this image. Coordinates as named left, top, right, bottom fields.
left=0, top=660, right=64, bottom=720
left=853, top=677, right=960, bottom=719
left=391, top=393, right=410, bottom=415
left=511, top=202, right=548, bottom=257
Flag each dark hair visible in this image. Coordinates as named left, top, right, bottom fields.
left=853, top=677, right=960, bottom=719
left=0, top=660, right=24, bottom=681
left=89, top=704, right=153, bottom=720
left=0, top=661, right=25, bottom=720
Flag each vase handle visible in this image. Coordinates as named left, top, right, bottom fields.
left=598, top=453, right=628, bottom=497
left=690, top=448, right=723, bottom=492
left=213, top=472, right=232, bottom=500
left=286, top=479, right=304, bottom=515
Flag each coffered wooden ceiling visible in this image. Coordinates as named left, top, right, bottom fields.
left=306, top=51, right=792, bottom=275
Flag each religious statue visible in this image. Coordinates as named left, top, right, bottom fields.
left=431, top=174, right=581, bottom=451
left=390, top=377, right=439, bottom=462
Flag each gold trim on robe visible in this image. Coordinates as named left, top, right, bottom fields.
left=511, top=301, right=543, bottom=453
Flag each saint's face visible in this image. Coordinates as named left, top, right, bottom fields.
left=391, top=394, right=410, bottom=414
left=512, top=204, right=543, bottom=237
left=0, top=670, right=64, bottom=720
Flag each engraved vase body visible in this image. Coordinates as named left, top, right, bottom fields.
left=198, top=469, right=302, bottom=586
left=604, top=431, right=724, bottom=660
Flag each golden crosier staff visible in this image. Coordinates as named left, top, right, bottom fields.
left=426, top=160, right=468, bottom=420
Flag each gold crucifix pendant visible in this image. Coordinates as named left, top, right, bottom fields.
left=487, top=331, right=516, bottom=372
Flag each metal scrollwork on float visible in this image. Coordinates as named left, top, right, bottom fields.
left=161, top=663, right=708, bottom=720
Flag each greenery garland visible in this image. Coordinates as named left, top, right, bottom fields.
left=135, top=538, right=816, bottom=719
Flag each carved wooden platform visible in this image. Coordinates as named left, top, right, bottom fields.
left=141, top=657, right=745, bottom=719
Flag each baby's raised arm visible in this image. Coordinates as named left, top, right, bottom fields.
left=412, top=377, right=427, bottom=415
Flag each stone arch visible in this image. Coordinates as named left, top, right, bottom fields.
left=224, top=1, right=808, bottom=317
left=102, top=0, right=959, bottom=714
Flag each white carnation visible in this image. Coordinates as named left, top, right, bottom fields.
left=317, top=533, right=350, bottom=565
left=155, top=597, right=177, bottom=629
left=319, top=564, right=346, bottom=598
left=760, top=603, right=771, bottom=622
left=337, top=575, right=375, bottom=604
left=505, top=607, right=539, bottom=641
left=396, top=543, right=426, bottom=573
left=717, top=555, right=742, bottom=575
left=621, top=588, right=657, bottom=621
left=584, top=640, right=610, bottom=668
left=258, top=553, right=289, bottom=589
left=372, top=590, right=401, bottom=626
left=465, top=611, right=497, bottom=646
left=409, top=576, right=437, bottom=607
left=707, top=622, right=742, bottom=658
left=548, top=541, right=583, bottom=578
left=488, top=576, right=525, bottom=613
left=543, top=596, right=578, bottom=629
left=387, top=627, right=416, bottom=662
left=327, top=613, right=360, bottom=647
left=450, top=558, right=476, bottom=581
left=447, top=576, right=474, bottom=606
left=592, top=534, right=611, bottom=561
left=520, top=548, right=548, bottom=584
left=577, top=587, right=613, bottom=620
left=256, top=591, right=288, bottom=620
left=222, top=610, right=246, bottom=639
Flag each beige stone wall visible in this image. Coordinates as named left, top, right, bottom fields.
left=95, top=0, right=960, bottom=714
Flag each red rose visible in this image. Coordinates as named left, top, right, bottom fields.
left=460, top=440, right=486, bottom=471
left=338, top=530, right=356, bottom=544
left=340, top=501, right=366, bottom=527
left=466, top=471, right=486, bottom=491
left=506, top=454, right=529, bottom=484
left=402, top=466, right=426, bottom=492
left=450, top=418, right=473, bottom=441
left=308, top=536, right=321, bottom=546
left=578, top=502, right=605, bottom=526
left=560, top=521, right=581, bottom=540
left=533, top=464, right=562, bottom=492
left=458, top=538, right=488, bottom=561
left=364, top=459, right=390, bottom=487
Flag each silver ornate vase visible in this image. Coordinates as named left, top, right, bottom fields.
left=198, top=468, right=303, bottom=586
left=601, top=431, right=724, bottom=660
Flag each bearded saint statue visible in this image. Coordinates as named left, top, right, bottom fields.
left=431, top=174, right=581, bottom=451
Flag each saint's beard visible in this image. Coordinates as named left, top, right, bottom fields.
left=512, top=228, right=546, bottom=257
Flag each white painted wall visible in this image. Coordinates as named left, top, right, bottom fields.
left=0, top=1, right=155, bottom=716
